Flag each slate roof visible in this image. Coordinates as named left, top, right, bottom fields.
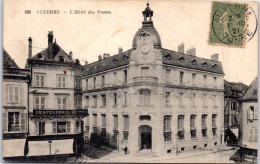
left=224, top=80, right=248, bottom=98
left=3, top=49, right=19, bottom=69
left=239, top=77, right=258, bottom=101
left=161, top=48, right=224, bottom=74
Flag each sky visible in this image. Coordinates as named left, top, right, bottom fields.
left=3, top=0, right=258, bottom=85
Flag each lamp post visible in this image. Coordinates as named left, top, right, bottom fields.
left=48, top=140, right=52, bottom=156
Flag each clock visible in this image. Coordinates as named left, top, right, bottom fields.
left=141, top=44, right=150, bottom=54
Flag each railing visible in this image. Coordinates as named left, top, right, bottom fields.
left=133, top=76, right=158, bottom=83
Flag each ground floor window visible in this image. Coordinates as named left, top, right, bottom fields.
left=101, top=128, right=106, bottom=137
left=8, top=112, right=20, bottom=132
left=36, top=122, right=45, bottom=135
left=178, top=131, right=185, bottom=140
left=93, top=127, right=97, bottom=134
left=191, top=129, right=196, bottom=138
left=212, top=128, right=217, bottom=136
left=52, top=122, right=70, bottom=134
left=164, top=132, right=171, bottom=142
left=113, top=130, right=118, bottom=139
left=123, top=131, right=129, bottom=141
left=202, top=128, right=207, bottom=137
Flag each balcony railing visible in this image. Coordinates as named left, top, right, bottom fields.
left=3, top=68, right=30, bottom=75
left=31, top=109, right=88, bottom=118
left=133, top=76, right=158, bottom=83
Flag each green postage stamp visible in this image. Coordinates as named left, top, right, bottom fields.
left=209, top=2, right=248, bottom=48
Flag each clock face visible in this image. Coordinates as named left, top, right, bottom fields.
left=141, top=45, right=150, bottom=54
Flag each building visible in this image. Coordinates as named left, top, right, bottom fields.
left=238, top=77, right=258, bottom=162
left=82, top=3, right=225, bottom=156
left=25, top=32, right=88, bottom=157
left=2, top=49, right=30, bottom=158
left=224, top=81, right=248, bottom=144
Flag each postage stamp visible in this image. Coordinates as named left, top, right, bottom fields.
left=209, top=2, right=248, bottom=48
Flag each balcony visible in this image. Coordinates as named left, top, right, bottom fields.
left=30, top=109, right=88, bottom=118
left=133, top=76, right=158, bottom=83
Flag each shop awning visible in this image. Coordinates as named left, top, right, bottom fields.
left=27, top=139, right=74, bottom=156
left=2, top=139, right=26, bottom=157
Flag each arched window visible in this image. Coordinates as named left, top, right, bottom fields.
left=59, top=57, right=64, bottom=62
left=139, top=90, right=151, bottom=106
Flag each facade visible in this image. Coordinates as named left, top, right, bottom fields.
left=82, top=3, right=225, bottom=156
left=2, top=49, right=30, bottom=158
left=238, top=77, right=258, bottom=162
left=25, top=32, right=87, bottom=157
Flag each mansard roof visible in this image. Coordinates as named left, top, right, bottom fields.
left=239, top=77, right=258, bottom=101
left=161, top=48, right=224, bottom=74
left=3, top=49, right=19, bottom=69
left=83, top=49, right=133, bottom=76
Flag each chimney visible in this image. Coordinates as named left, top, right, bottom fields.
left=211, top=54, right=219, bottom=61
left=178, top=43, right=184, bottom=53
left=69, top=51, right=73, bottom=59
left=119, top=47, right=123, bottom=53
left=98, top=55, right=102, bottom=61
left=28, top=37, right=32, bottom=58
left=186, top=47, right=196, bottom=56
left=47, top=31, right=54, bottom=59
left=103, top=53, right=110, bottom=59
left=85, top=60, right=88, bottom=65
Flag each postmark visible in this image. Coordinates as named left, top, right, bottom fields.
left=245, top=7, right=258, bottom=42
left=209, top=2, right=248, bottom=48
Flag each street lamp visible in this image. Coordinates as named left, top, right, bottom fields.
left=48, top=140, right=52, bottom=156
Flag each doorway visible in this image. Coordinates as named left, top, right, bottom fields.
left=139, top=125, right=152, bottom=150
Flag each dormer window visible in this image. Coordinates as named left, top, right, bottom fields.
left=191, top=59, right=196, bottom=65
left=59, top=57, right=64, bottom=62
left=179, top=56, right=185, bottom=63
left=113, top=58, right=118, bottom=64
left=212, top=64, right=217, bottom=69
left=75, top=59, right=80, bottom=65
left=123, top=55, right=129, bottom=61
left=165, top=54, right=171, bottom=60
left=202, top=62, right=207, bottom=67
left=38, top=54, right=43, bottom=59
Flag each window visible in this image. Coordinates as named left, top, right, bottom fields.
left=190, top=115, right=196, bottom=138
left=7, top=85, right=20, bottom=104
left=192, top=73, right=196, bottom=85
left=57, top=75, right=67, bottom=88
left=123, top=115, right=129, bottom=141
left=75, top=76, right=81, bottom=89
left=180, top=71, right=184, bottom=84
left=33, top=96, right=45, bottom=109
left=36, top=122, right=45, bottom=135
left=8, top=112, right=20, bottom=132
left=141, top=67, right=149, bottom=76
left=102, top=75, right=105, bottom=87
left=52, top=122, right=70, bottom=134
left=93, top=77, right=96, bottom=88
left=93, top=95, right=97, bottom=107
left=124, top=92, right=127, bottom=106
left=74, top=96, right=82, bottom=109
left=101, top=95, right=106, bottom=107
left=166, top=69, right=170, bottom=83
left=164, top=115, right=172, bottom=142
left=93, top=114, right=97, bottom=127
left=203, top=75, right=207, bottom=86
left=248, top=106, right=255, bottom=121
left=124, top=70, right=127, bottom=83
left=213, top=77, right=217, bottom=87
left=165, top=92, right=170, bottom=105
left=114, top=93, right=117, bottom=106
left=101, top=114, right=106, bottom=137
left=178, top=115, right=185, bottom=140
left=212, top=114, right=217, bottom=136
left=113, top=115, right=118, bottom=138
left=86, top=79, right=88, bottom=91
left=202, top=115, right=207, bottom=137
left=140, top=115, right=151, bottom=120
left=35, top=73, right=45, bottom=87
left=139, top=90, right=151, bottom=106
left=179, top=93, right=184, bottom=106
left=86, top=115, right=89, bottom=133
left=249, top=127, right=258, bottom=142
left=56, top=96, right=67, bottom=109
left=75, top=121, right=80, bottom=133
left=192, top=94, right=196, bottom=107
left=85, top=96, right=89, bottom=107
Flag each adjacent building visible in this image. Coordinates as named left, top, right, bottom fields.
left=238, top=77, right=258, bottom=162
left=2, top=49, right=30, bottom=158
left=82, top=3, right=225, bottom=156
left=25, top=32, right=87, bottom=157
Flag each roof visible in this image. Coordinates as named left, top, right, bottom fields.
left=239, top=77, right=258, bottom=101
left=83, top=49, right=133, bottom=76
left=3, top=49, right=19, bottom=69
left=161, top=48, right=224, bottom=74
left=224, top=80, right=248, bottom=98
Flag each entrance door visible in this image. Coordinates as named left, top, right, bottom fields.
left=141, top=133, right=151, bottom=149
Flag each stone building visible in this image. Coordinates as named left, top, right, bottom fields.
left=25, top=32, right=87, bottom=157
left=82, top=3, right=225, bottom=156
left=2, top=49, right=30, bottom=158
left=238, top=77, right=258, bottom=162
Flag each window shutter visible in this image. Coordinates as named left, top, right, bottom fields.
left=67, top=122, right=71, bottom=133
left=41, top=97, right=45, bottom=109
left=41, top=75, right=44, bottom=87
left=52, top=122, right=57, bottom=133
left=253, top=128, right=258, bottom=142
left=63, top=97, right=67, bottom=109
left=254, top=109, right=258, bottom=120
left=250, top=109, right=254, bottom=121
left=5, top=85, right=8, bottom=104
left=249, top=127, right=253, bottom=141
left=9, top=86, right=13, bottom=102
left=21, top=113, right=26, bottom=132
left=36, top=122, right=39, bottom=135
left=3, top=112, right=8, bottom=132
